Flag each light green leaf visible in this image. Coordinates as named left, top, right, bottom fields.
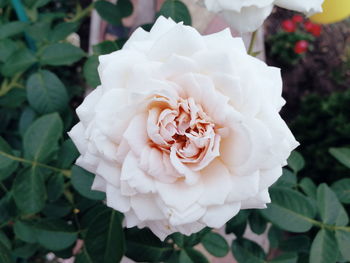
left=202, top=232, right=228, bottom=257
left=287, top=151, right=305, bottom=174
left=331, top=178, right=350, bottom=204
left=310, top=229, right=338, bottom=263
left=13, top=168, right=46, bottom=214
left=231, top=238, right=266, bottom=263
left=158, top=0, right=192, bottom=25
left=40, top=43, right=85, bottom=66
left=23, top=113, right=63, bottom=162
left=329, top=147, right=350, bottom=168
left=274, top=169, right=297, bottom=188
left=317, top=184, right=348, bottom=226
left=260, top=187, right=316, bottom=232
left=1, top=48, right=37, bottom=77
left=26, top=70, right=69, bottom=114
left=85, top=209, right=124, bottom=263
left=71, top=165, right=105, bottom=200
left=335, top=230, right=350, bottom=261
left=0, top=21, right=28, bottom=39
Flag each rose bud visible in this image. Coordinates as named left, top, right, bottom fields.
left=282, top=19, right=296, bottom=32
left=294, top=40, right=309, bottom=54
left=69, top=16, right=299, bottom=240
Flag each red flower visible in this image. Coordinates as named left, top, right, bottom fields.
left=282, top=20, right=296, bottom=33
left=304, top=21, right=322, bottom=37
left=294, top=40, right=309, bottom=54
left=292, top=15, right=304, bottom=23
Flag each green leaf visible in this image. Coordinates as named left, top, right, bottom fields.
left=287, top=151, right=305, bottom=173
left=1, top=48, right=37, bottom=77
left=13, top=243, right=39, bottom=259
left=269, top=253, right=298, bottom=263
left=0, top=231, right=10, bottom=249
left=279, top=235, right=310, bottom=253
left=95, top=0, right=122, bottom=25
left=335, top=230, right=350, bottom=261
left=75, top=247, right=94, bottom=263
left=329, top=147, right=350, bottom=168
left=23, top=113, right=63, bottom=162
left=40, top=43, right=85, bottom=66
left=92, top=41, right=119, bottom=55
left=274, top=169, right=297, bottom=188
left=299, top=177, right=317, bottom=199
left=126, top=228, right=173, bottom=262
left=331, top=179, right=350, bottom=204
left=35, top=219, right=78, bottom=251
left=248, top=211, right=267, bottom=235
left=83, top=55, right=101, bottom=87
left=260, top=187, right=316, bottom=232
left=26, top=70, right=69, bottom=114
left=18, top=107, right=37, bottom=136
left=317, top=184, right=348, bottom=226
left=24, top=0, right=50, bottom=8
left=117, top=0, right=133, bottom=17
left=183, top=227, right=211, bottom=247
left=50, top=22, right=79, bottom=42
left=0, top=193, right=16, bottom=223
left=179, top=248, right=209, bottom=263
left=0, top=21, right=28, bottom=39
left=47, top=174, right=64, bottom=201
left=0, top=136, right=18, bottom=181
left=231, top=238, right=266, bottom=263
left=268, top=226, right=283, bottom=249
left=158, top=0, right=192, bottom=25
left=85, top=209, right=124, bottom=263
left=225, top=210, right=249, bottom=237
left=202, top=232, right=228, bottom=257
left=56, top=139, right=79, bottom=169
left=0, top=242, right=13, bottom=263
left=71, top=165, right=105, bottom=200
left=309, top=229, right=338, bottom=263
left=0, top=39, right=18, bottom=62
left=42, top=198, right=71, bottom=218
left=13, top=168, right=46, bottom=214
left=14, top=220, right=37, bottom=243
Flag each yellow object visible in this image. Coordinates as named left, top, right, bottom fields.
left=310, top=0, right=350, bottom=24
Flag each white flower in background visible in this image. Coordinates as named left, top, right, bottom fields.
left=69, top=16, right=299, bottom=240
left=201, top=0, right=324, bottom=32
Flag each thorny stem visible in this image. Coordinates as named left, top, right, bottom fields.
left=0, top=150, right=71, bottom=177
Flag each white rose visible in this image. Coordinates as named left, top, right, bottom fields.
left=202, top=0, right=324, bottom=32
left=69, top=16, right=299, bottom=240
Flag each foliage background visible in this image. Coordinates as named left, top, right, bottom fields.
left=0, top=0, right=349, bottom=263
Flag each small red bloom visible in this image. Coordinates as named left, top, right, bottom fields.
left=310, top=24, right=322, bottom=37
left=294, top=40, right=309, bottom=54
left=304, top=21, right=322, bottom=36
left=282, top=20, right=296, bottom=33
left=292, top=15, right=304, bottom=23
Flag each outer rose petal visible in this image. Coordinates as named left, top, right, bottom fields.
left=274, top=0, right=324, bottom=15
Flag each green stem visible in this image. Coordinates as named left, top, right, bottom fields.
left=69, top=2, right=94, bottom=22
left=247, top=30, right=258, bottom=56
left=309, top=217, right=350, bottom=232
left=0, top=150, right=71, bottom=177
